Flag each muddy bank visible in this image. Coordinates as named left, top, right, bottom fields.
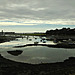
left=0, top=36, right=16, bottom=43
left=0, top=54, right=75, bottom=75
left=14, top=43, right=75, bottom=49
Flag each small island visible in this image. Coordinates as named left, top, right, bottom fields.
left=7, top=50, right=23, bottom=56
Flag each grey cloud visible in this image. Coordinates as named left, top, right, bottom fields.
left=0, top=0, right=75, bottom=21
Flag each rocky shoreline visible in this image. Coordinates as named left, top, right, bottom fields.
left=0, top=54, right=75, bottom=75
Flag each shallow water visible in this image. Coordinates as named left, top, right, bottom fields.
left=0, top=36, right=75, bottom=64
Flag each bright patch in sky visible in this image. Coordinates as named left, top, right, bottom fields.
left=0, top=19, right=75, bottom=26
left=0, top=0, right=75, bottom=32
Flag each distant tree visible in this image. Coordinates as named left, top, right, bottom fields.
left=46, top=28, right=75, bottom=36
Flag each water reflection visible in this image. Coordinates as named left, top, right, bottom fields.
left=1, top=46, right=75, bottom=64
left=0, top=36, right=75, bottom=64
left=0, top=36, right=55, bottom=46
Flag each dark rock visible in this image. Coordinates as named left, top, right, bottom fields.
left=7, top=50, right=23, bottom=56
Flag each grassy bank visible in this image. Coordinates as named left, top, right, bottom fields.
left=16, top=33, right=46, bottom=36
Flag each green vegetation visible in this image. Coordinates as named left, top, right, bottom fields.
left=16, top=33, right=46, bottom=36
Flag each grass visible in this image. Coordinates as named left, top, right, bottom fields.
left=16, top=33, right=46, bottom=36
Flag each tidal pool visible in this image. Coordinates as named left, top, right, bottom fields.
left=0, top=36, right=75, bottom=64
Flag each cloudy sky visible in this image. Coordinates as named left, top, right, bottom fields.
left=0, top=0, right=75, bottom=32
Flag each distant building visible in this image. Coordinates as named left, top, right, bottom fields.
left=0, top=30, right=15, bottom=36
left=0, top=30, right=4, bottom=36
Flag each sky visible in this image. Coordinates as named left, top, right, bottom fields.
left=0, top=0, right=75, bottom=32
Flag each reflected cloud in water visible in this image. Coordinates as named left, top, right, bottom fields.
left=0, top=36, right=75, bottom=64
left=1, top=46, right=75, bottom=64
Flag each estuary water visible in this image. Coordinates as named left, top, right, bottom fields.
left=0, top=36, right=75, bottom=64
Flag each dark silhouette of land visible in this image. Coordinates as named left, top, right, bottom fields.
left=7, top=50, right=23, bottom=56
left=46, top=28, right=75, bottom=36
left=0, top=36, right=16, bottom=43
left=0, top=54, right=75, bottom=75
left=14, top=43, right=75, bottom=49
left=46, top=28, right=75, bottom=41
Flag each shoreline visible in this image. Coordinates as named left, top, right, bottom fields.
left=0, top=54, right=75, bottom=75
left=14, top=43, right=75, bottom=49
left=0, top=36, right=16, bottom=43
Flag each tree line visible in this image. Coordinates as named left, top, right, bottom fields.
left=46, top=28, right=75, bottom=36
